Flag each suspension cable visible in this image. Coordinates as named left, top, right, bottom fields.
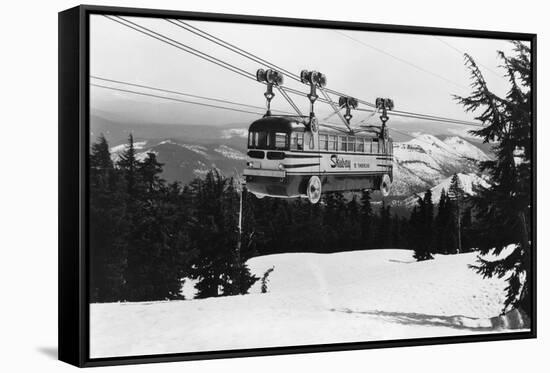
left=91, top=75, right=294, bottom=114
left=91, top=83, right=265, bottom=116
left=106, top=15, right=483, bottom=129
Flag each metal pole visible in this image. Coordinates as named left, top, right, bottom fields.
left=234, top=169, right=243, bottom=292
left=457, top=201, right=462, bottom=254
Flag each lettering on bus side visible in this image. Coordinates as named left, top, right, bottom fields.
left=330, top=155, right=351, bottom=169
left=354, top=162, right=371, bottom=169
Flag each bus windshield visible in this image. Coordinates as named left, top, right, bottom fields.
left=248, top=131, right=289, bottom=150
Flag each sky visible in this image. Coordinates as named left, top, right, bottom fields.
left=89, top=14, right=521, bottom=137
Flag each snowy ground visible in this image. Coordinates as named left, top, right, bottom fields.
left=90, top=248, right=525, bottom=358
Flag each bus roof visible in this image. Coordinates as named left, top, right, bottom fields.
left=248, top=116, right=305, bottom=133
left=248, top=115, right=385, bottom=139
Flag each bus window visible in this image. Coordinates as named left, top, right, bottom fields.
left=338, top=136, right=346, bottom=151
left=290, top=132, right=304, bottom=150
left=372, top=139, right=379, bottom=153
left=309, top=134, right=314, bottom=149
left=347, top=137, right=355, bottom=152
left=264, top=132, right=270, bottom=148
left=248, top=132, right=254, bottom=147
left=248, top=131, right=267, bottom=148
left=275, top=132, right=288, bottom=150
left=356, top=137, right=364, bottom=152
left=328, top=135, right=337, bottom=151
left=319, top=134, right=328, bottom=150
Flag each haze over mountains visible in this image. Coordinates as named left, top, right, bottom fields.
left=92, top=113, right=493, bottom=202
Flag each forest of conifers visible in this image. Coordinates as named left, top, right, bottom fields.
left=90, top=134, right=474, bottom=303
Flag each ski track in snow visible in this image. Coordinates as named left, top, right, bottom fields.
left=90, top=248, right=523, bottom=358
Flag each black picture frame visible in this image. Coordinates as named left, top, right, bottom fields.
left=59, top=4, right=537, bottom=367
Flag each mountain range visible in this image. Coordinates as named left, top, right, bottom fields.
left=94, top=113, right=492, bottom=203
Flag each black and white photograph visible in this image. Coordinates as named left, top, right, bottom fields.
left=3, top=0, right=550, bottom=371
left=85, top=10, right=534, bottom=360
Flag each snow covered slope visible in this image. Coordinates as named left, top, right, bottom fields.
left=392, top=134, right=489, bottom=196
left=90, top=248, right=521, bottom=358
left=402, top=172, right=490, bottom=207
left=443, top=136, right=491, bottom=161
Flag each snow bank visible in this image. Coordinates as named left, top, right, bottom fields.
left=90, top=249, right=525, bottom=358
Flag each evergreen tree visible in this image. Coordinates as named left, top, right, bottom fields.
left=89, top=134, right=127, bottom=302
left=224, top=179, right=259, bottom=296
left=322, top=192, right=347, bottom=251
left=359, top=190, right=374, bottom=247
left=344, top=195, right=361, bottom=250
left=117, top=134, right=141, bottom=198
left=461, top=207, right=473, bottom=252
left=408, top=204, right=422, bottom=256
left=412, top=190, right=434, bottom=261
left=375, top=201, right=392, bottom=248
left=435, top=189, right=455, bottom=254
left=448, top=174, right=465, bottom=253
left=456, top=42, right=532, bottom=314
left=390, top=213, right=403, bottom=248
left=116, top=134, right=145, bottom=300
left=105, top=135, right=194, bottom=301
left=138, top=152, right=164, bottom=196
left=189, top=171, right=258, bottom=298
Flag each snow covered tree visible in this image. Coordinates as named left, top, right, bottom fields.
left=456, top=41, right=532, bottom=314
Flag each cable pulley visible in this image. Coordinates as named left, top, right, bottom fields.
left=338, top=96, right=359, bottom=125
left=257, top=69, right=284, bottom=116
left=376, top=97, right=394, bottom=139
left=300, top=70, right=327, bottom=131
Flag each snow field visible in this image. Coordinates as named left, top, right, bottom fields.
left=90, top=248, right=521, bottom=358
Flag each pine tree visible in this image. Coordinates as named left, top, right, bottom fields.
left=408, top=203, right=422, bottom=256
left=448, top=174, right=465, bottom=253
left=138, top=152, right=164, bottom=196
left=359, top=190, right=374, bottom=247
left=344, top=195, right=361, bottom=250
left=391, top=213, right=403, bottom=248
left=461, top=207, right=473, bottom=252
left=117, top=134, right=141, bottom=198
left=435, top=189, right=456, bottom=254
left=375, top=201, right=392, bottom=248
left=322, top=192, right=346, bottom=251
left=455, top=42, right=532, bottom=314
left=412, top=190, right=434, bottom=261
left=89, top=134, right=127, bottom=302
left=189, top=171, right=258, bottom=298
left=116, top=134, right=146, bottom=300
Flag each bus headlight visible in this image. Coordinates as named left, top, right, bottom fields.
left=278, top=163, right=285, bottom=170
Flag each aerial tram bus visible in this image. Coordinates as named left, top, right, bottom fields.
left=243, top=69, right=394, bottom=204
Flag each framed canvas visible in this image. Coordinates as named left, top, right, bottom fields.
left=58, top=4, right=537, bottom=367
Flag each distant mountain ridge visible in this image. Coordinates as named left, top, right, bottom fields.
left=109, top=139, right=246, bottom=184
left=391, top=133, right=491, bottom=197
left=107, top=132, right=490, bottom=202
left=401, top=173, right=490, bottom=208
